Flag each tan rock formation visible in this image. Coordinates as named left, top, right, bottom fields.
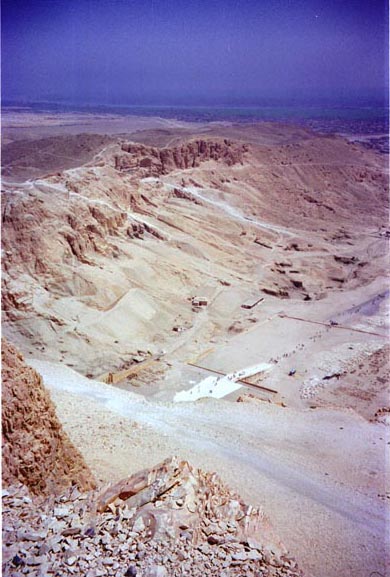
left=1, top=339, right=95, bottom=495
left=114, top=139, right=248, bottom=175
left=1, top=193, right=127, bottom=276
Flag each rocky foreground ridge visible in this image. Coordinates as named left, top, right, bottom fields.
left=1, top=339, right=95, bottom=494
left=3, top=457, right=303, bottom=577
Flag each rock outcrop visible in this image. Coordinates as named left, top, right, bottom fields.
left=1, top=339, right=95, bottom=495
left=1, top=193, right=127, bottom=276
left=114, top=139, right=248, bottom=176
left=2, top=458, right=304, bottom=576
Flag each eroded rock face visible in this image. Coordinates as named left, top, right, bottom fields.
left=1, top=339, right=95, bottom=495
left=1, top=193, right=127, bottom=276
left=114, top=139, right=248, bottom=176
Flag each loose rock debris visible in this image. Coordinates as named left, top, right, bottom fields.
left=3, top=458, right=304, bottom=577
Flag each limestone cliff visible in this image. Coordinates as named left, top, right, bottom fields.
left=114, top=139, right=248, bottom=175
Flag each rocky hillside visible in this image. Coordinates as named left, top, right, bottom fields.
left=2, top=339, right=95, bottom=495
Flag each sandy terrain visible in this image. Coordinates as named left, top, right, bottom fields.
left=2, top=113, right=389, bottom=577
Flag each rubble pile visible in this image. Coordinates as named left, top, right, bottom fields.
left=2, top=458, right=304, bottom=577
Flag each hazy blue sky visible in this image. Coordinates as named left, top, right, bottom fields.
left=2, top=0, right=388, bottom=106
